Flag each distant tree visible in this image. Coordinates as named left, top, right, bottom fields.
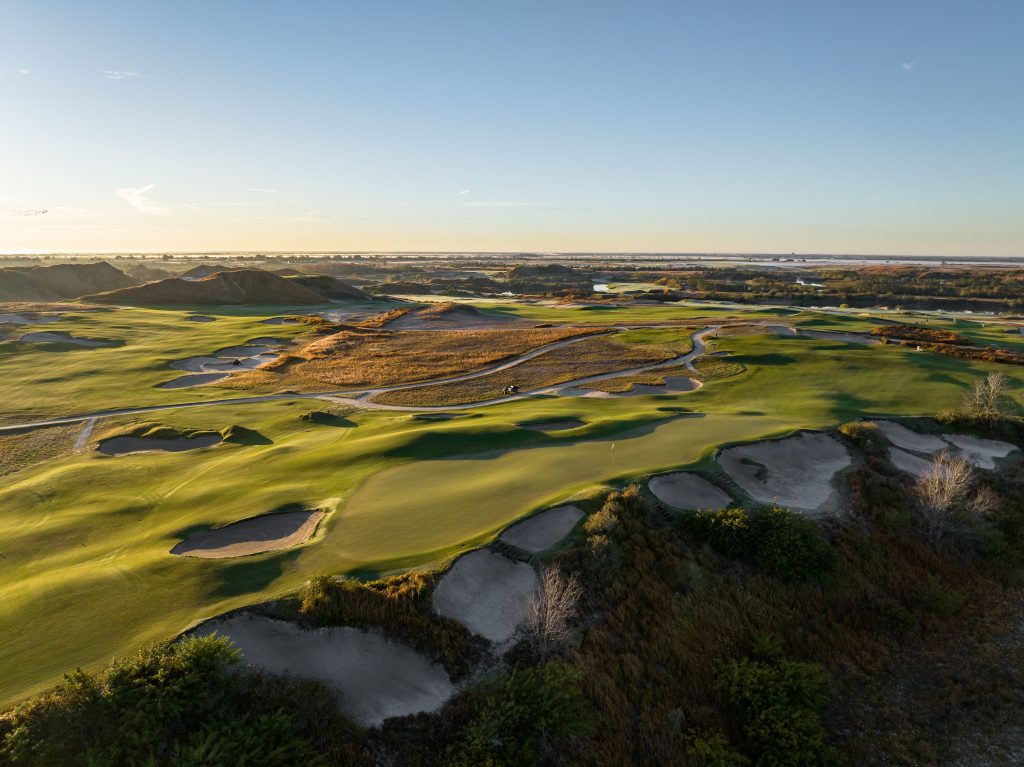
left=964, top=371, right=1013, bottom=421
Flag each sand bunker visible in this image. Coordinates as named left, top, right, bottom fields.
left=798, top=329, right=879, bottom=345
left=193, top=615, right=453, bottom=727
left=158, top=372, right=230, bottom=389
left=185, top=314, right=216, bottom=322
left=649, top=472, right=732, bottom=510
left=499, top=505, right=583, bottom=552
left=432, top=550, right=538, bottom=643
left=875, top=421, right=947, bottom=454
left=561, top=375, right=699, bottom=398
left=18, top=331, right=115, bottom=347
left=262, top=316, right=301, bottom=325
left=98, top=433, right=222, bottom=456
left=718, top=432, right=852, bottom=512
left=942, top=434, right=1018, bottom=470
left=518, top=419, right=585, bottom=431
left=172, top=509, right=324, bottom=558
left=0, top=313, right=62, bottom=325
left=887, top=446, right=934, bottom=477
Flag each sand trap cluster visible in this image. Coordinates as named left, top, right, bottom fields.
left=172, top=509, right=324, bottom=558
left=718, top=432, right=852, bottom=512
left=499, top=505, right=583, bottom=552
left=873, top=421, right=1018, bottom=473
left=942, top=434, right=1017, bottom=470
left=561, top=375, right=699, bottom=398
left=649, top=472, right=732, bottom=510
left=193, top=615, right=453, bottom=727
left=518, top=419, right=585, bottom=431
left=432, top=550, right=538, bottom=644
left=98, top=432, right=222, bottom=456
left=18, top=331, right=116, bottom=347
left=161, top=337, right=288, bottom=388
left=874, top=421, right=946, bottom=453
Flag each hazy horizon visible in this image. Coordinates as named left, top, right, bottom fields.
left=4, top=1, right=1023, bottom=256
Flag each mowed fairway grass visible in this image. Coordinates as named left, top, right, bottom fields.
left=0, top=305, right=1022, bottom=705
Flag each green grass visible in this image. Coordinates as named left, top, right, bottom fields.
left=1, top=301, right=1022, bottom=706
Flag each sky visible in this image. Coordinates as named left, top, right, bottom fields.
left=1, top=1, right=1022, bottom=256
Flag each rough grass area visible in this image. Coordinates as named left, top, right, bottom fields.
left=372, top=334, right=687, bottom=406
left=692, top=356, right=746, bottom=381
left=228, top=325, right=600, bottom=393
left=0, top=423, right=81, bottom=477
left=579, top=364, right=691, bottom=393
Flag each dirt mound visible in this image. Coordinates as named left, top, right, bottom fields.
left=82, top=269, right=327, bottom=306
left=649, top=472, right=732, bottom=510
left=499, top=505, right=583, bottom=552
left=192, top=615, right=454, bottom=727
left=172, top=509, right=323, bottom=557
left=387, top=302, right=512, bottom=330
left=290, top=275, right=370, bottom=300
left=718, top=431, right=852, bottom=513
left=432, top=550, right=538, bottom=643
left=0, top=261, right=135, bottom=302
left=178, top=263, right=232, bottom=280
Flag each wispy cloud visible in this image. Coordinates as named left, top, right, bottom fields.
left=457, top=188, right=471, bottom=195
left=287, top=210, right=334, bottom=223
left=17, top=68, right=29, bottom=76
left=248, top=187, right=279, bottom=194
left=117, top=185, right=171, bottom=214
left=901, top=60, right=917, bottom=72
left=104, top=70, right=143, bottom=80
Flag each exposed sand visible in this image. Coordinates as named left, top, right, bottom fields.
left=18, top=331, right=115, bottom=347
left=98, top=433, right=222, bottom=456
left=193, top=614, right=454, bottom=727
left=560, top=375, right=699, bottom=398
left=172, top=509, right=324, bottom=557
left=432, top=550, right=538, bottom=643
left=499, top=504, right=583, bottom=552
left=185, top=315, right=216, bottom=322
left=518, top=419, right=586, bottom=431
left=158, top=372, right=230, bottom=389
left=262, top=316, right=301, bottom=325
left=0, top=313, right=62, bottom=325
left=942, top=434, right=1018, bottom=470
left=718, top=431, right=852, bottom=512
left=887, top=446, right=934, bottom=477
left=649, top=472, right=732, bottom=510
left=799, top=329, right=879, bottom=345
left=875, top=421, right=947, bottom=454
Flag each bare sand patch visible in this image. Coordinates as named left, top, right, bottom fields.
left=158, top=372, right=230, bottom=389
left=262, top=316, right=301, bottom=325
left=432, top=550, right=538, bottom=643
left=164, top=338, right=288, bottom=383
left=18, top=331, right=115, bottom=347
left=185, top=314, right=216, bottom=322
left=649, top=472, right=732, bottom=510
left=193, top=614, right=454, bottom=727
left=172, top=509, right=324, bottom=557
left=942, top=434, right=1018, bottom=470
left=98, top=433, right=222, bottom=456
left=499, top=505, right=583, bottom=552
left=560, top=375, right=698, bottom=398
left=0, top=313, right=62, bottom=325
left=875, top=421, right=947, bottom=454
left=518, top=419, right=586, bottom=431
left=887, top=446, right=933, bottom=477
left=718, top=431, right=852, bottom=512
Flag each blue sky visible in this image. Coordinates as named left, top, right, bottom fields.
left=2, top=1, right=1022, bottom=255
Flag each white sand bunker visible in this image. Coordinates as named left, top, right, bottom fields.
left=562, top=376, right=699, bottom=398
left=262, top=316, right=301, bottom=325
left=18, top=331, right=116, bottom=347
left=875, top=421, right=947, bottom=454
left=0, top=313, right=62, bottom=325
left=887, top=446, right=934, bottom=477
left=98, top=433, right=222, bottom=456
left=649, top=472, right=732, bottom=510
left=193, top=614, right=454, bottom=727
left=159, top=372, right=230, bottom=389
left=172, top=509, right=324, bottom=558
left=942, top=434, right=1018, bottom=470
left=718, top=432, right=852, bottom=512
left=162, top=338, right=288, bottom=387
left=185, top=314, right=216, bottom=322
left=518, top=419, right=585, bottom=431
left=433, top=550, right=538, bottom=643
left=798, top=329, right=879, bottom=345
left=499, top=504, right=583, bottom=552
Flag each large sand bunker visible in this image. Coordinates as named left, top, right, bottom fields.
left=162, top=338, right=288, bottom=387
left=0, top=313, right=62, bottom=325
left=499, top=504, right=583, bottom=552
left=171, top=509, right=324, bottom=558
left=887, top=446, right=934, bottom=477
left=18, top=331, right=116, bottom=347
left=432, top=550, right=538, bottom=643
left=718, top=432, right=852, bottom=512
left=875, top=421, right=947, bottom=454
left=561, top=375, right=699, bottom=398
left=98, top=432, right=222, bottom=456
left=649, top=472, right=732, bottom=510
left=193, top=615, right=454, bottom=727
left=942, top=434, right=1017, bottom=470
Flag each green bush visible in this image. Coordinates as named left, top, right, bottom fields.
left=687, top=507, right=755, bottom=560
left=446, top=662, right=594, bottom=767
left=911, top=574, right=965, bottom=618
left=715, top=638, right=839, bottom=767
left=838, top=421, right=885, bottom=455
left=751, top=508, right=835, bottom=584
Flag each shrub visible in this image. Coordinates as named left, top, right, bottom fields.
left=838, top=421, right=885, bottom=455
left=911, top=574, right=965, bottom=618
left=751, top=508, right=836, bottom=584
left=686, top=507, right=755, bottom=560
left=716, top=638, right=839, bottom=767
